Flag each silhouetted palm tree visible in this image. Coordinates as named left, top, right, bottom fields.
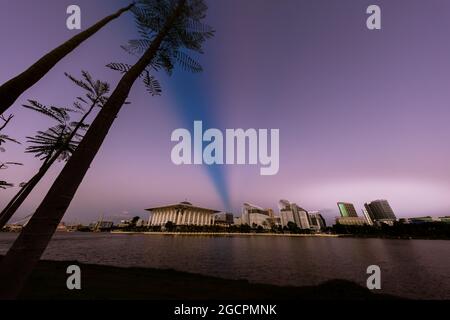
left=0, top=3, right=133, bottom=115
left=0, top=0, right=213, bottom=299
left=0, top=72, right=109, bottom=229
left=26, top=125, right=79, bottom=163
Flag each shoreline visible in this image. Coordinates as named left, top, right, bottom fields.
left=108, top=231, right=449, bottom=240
left=0, top=256, right=400, bottom=300
left=111, top=231, right=342, bottom=237
left=2, top=231, right=448, bottom=240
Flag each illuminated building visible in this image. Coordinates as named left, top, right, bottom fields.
left=337, top=202, right=358, bottom=218
left=146, top=201, right=219, bottom=227
left=241, top=203, right=271, bottom=229
left=278, top=200, right=311, bottom=229
left=364, top=200, right=397, bottom=225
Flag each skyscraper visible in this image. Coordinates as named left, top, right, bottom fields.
left=362, top=209, right=374, bottom=226
left=364, top=200, right=397, bottom=224
left=337, top=202, right=358, bottom=218
left=241, top=203, right=271, bottom=229
left=278, top=200, right=311, bottom=229
left=308, top=211, right=327, bottom=232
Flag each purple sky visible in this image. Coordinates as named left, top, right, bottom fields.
left=1, top=0, right=450, bottom=225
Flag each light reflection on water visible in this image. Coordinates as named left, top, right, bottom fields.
left=0, top=232, right=449, bottom=299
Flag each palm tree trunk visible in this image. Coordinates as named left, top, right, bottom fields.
left=0, top=100, right=99, bottom=229
left=0, top=3, right=134, bottom=115
left=0, top=1, right=186, bottom=299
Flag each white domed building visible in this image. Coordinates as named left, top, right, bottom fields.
left=146, top=201, right=220, bottom=227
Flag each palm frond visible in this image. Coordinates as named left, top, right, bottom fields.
left=106, top=63, right=134, bottom=74
left=174, top=50, right=202, bottom=72
left=26, top=125, right=80, bottom=161
left=111, top=0, right=214, bottom=96
left=0, top=134, right=20, bottom=147
left=122, top=39, right=151, bottom=55
left=3, top=162, right=23, bottom=166
left=142, top=71, right=162, bottom=96
left=64, top=72, right=94, bottom=94
left=73, top=101, right=86, bottom=113
left=0, top=162, right=23, bottom=170
left=0, top=114, right=14, bottom=132
left=0, top=181, right=14, bottom=189
left=22, top=100, right=67, bottom=124
left=81, top=71, right=96, bottom=91
left=66, top=71, right=110, bottom=106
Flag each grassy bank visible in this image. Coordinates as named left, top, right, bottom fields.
left=0, top=257, right=399, bottom=300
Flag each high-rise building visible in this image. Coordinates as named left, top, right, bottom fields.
left=279, top=200, right=295, bottom=226
left=364, top=200, right=396, bottom=224
left=337, top=202, right=358, bottom=217
left=278, top=200, right=311, bottom=229
left=362, top=209, right=374, bottom=226
left=241, top=203, right=271, bottom=229
left=308, top=211, right=327, bottom=232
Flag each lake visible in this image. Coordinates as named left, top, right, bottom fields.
left=0, top=232, right=449, bottom=299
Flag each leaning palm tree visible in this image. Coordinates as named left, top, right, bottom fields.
left=0, top=125, right=77, bottom=225
left=0, top=0, right=213, bottom=299
left=0, top=3, right=133, bottom=115
left=0, top=72, right=109, bottom=229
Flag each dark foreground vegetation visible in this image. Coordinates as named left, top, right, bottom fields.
left=0, top=256, right=399, bottom=300
left=332, top=222, right=450, bottom=240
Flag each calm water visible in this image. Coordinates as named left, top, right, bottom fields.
left=0, top=233, right=449, bottom=299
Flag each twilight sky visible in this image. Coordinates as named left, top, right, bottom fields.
left=1, top=0, right=450, bottom=225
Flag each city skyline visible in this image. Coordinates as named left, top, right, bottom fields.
left=49, top=197, right=442, bottom=227
left=2, top=0, right=450, bottom=225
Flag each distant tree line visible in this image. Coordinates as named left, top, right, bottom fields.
left=332, top=222, right=450, bottom=240
left=108, top=220, right=450, bottom=239
left=113, top=221, right=314, bottom=234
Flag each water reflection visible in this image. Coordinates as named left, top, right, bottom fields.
left=0, top=233, right=448, bottom=299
